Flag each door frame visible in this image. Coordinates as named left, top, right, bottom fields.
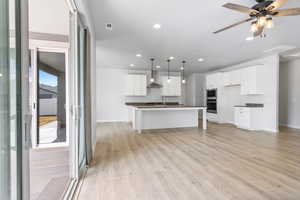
left=29, top=46, right=70, bottom=149
left=62, top=9, right=89, bottom=199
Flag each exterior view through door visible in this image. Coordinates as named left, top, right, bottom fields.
left=34, top=51, right=68, bottom=146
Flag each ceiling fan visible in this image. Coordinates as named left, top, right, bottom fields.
left=214, top=0, right=300, bottom=37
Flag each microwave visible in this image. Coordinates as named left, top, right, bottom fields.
left=207, top=89, right=217, bottom=98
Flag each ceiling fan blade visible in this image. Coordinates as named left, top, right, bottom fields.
left=253, top=25, right=264, bottom=37
left=213, top=18, right=253, bottom=34
left=223, top=3, right=259, bottom=15
left=266, top=0, right=288, bottom=11
left=273, top=8, right=300, bottom=16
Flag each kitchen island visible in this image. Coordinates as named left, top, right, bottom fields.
left=127, top=103, right=207, bottom=133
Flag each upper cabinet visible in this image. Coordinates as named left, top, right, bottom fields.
left=206, top=73, right=221, bottom=89
left=240, top=66, right=264, bottom=95
left=223, top=69, right=241, bottom=87
left=162, top=76, right=181, bottom=96
left=125, top=74, right=147, bottom=96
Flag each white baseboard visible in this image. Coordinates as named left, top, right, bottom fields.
left=263, top=128, right=279, bottom=133
left=97, top=120, right=130, bottom=123
left=280, top=123, right=300, bottom=130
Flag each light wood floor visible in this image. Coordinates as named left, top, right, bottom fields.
left=30, top=147, right=70, bottom=200
left=77, top=122, right=300, bottom=200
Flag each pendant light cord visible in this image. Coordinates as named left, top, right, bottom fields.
left=150, top=58, right=155, bottom=79
left=167, top=59, right=170, bottom=79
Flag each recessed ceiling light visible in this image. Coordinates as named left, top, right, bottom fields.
left=198, top=58, right=204, bottom=62
left=156, top=65, right=161, bottom=69
left=129, top=64, right=135, bottom=67
left=153, top=24, right=161, bottom=29
left=246, top=36, right=254, bottom=41
left=180, top=67, right=184, bottom=70
left=136, top=54, right=142, bottom=57
left=0, top=73, right=2, bottom=77
left=169, top=57, right=174, bottom=60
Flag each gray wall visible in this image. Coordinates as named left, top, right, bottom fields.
left=279, top=59, right=300, bottom=129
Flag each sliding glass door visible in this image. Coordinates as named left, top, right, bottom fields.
left=76, top=16, right=87, bottom=176
left=0, top=0, right=22, bottom=199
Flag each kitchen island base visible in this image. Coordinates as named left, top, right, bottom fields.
left=131, top=107, right=207, bottom=133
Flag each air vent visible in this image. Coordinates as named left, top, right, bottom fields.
left=105, top=23, right=113, bottom=30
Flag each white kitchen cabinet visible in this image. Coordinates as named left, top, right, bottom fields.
left=162, top=76, right=181, bottom=96
left=234, top=107, right=263, bottom=130
left=206, top=73, right=221, bottom=89
left=125, top=74, right=147, bottom=96
left=207, top=113, right=219, bottom=122
left=223, top=70, right=241, bottom=87
left=240, top=66, right=264, bottom=95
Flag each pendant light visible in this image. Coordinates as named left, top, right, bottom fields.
left=150, top=58, right=155, bottom=83
left=181, top=61, right=186, bottom=84
left=167, top=59, right=171, bottom=83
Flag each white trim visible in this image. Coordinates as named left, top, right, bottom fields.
left=29, top=39, right=69, bottom=50
left=97, top=120, right=130, bottom=123
left=65, top=0, right=77, bottom=13
left=280, top=123, right=300, bottom=130
left=36, top=142, right=69, bottom=149
left=263, top=128, right=279, bottom=133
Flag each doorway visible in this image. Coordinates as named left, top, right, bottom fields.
left=31, top=50, right=69, bottom=148
left=29, top=48, right=71, bottom=200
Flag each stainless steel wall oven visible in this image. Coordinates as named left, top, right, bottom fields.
left=207, top=89, right=217, bottom=114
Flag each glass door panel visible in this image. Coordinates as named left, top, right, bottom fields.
left=77, top=23, right=86, bottom=172
left=0, top=0, right=22, bottom=199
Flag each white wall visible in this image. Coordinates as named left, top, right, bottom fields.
left=97, top=68, right=129, bottom=122
left=213, top=55, right=280, bottom=132
left=185, top=73, right=205, bottom=106
left=96, top=68, right=184, bottom=122
left=29, top=0, right=69, bottom=35
left=279, top=59, right=300, bottom=129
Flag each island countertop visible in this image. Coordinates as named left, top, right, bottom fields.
left=126, top=102, right=207, bottom=109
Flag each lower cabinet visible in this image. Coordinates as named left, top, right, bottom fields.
left=234, top=107, right=263, bottom=130
left=207, top=113, right=219, bottom=122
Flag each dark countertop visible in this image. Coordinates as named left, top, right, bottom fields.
left=234, top=103, right=264, bottom=108
left=126, top=102, right=206, bottom=109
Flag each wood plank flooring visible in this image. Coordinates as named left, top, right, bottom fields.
left=30, top=147, right=70, bottom=200
left=77, top=122, right=300, bottom=200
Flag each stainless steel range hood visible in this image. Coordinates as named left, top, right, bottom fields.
left=147, top=82, right=162, bottom=88
left=147, top=70, right=162, bottom=88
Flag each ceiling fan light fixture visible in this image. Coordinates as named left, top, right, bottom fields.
left=258, top=16, right=267, bottom=26
left=266, top=17, right=274, bottom=29
left=251, top=21, right=258, bottom=32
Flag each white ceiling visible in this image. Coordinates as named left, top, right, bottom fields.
left=87, top=0, right=300, bottom=72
